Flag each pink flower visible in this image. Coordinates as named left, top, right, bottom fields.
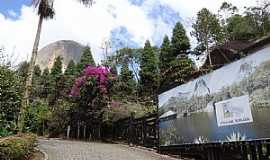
left=70, top=65, right=115, bottom=97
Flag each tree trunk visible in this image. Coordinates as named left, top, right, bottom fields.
left=205, top=37, right=212, bottom=67
left=18, top=16, right=44, bottom=132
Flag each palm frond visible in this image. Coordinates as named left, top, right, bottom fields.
left=78, top=0, right=94, bottom=6
left=32, top=0, right=55, bottom=19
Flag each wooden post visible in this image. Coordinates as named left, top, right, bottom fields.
left=207, top=147, right=215, bottom=160
left=77, top=121, right=80, bottom=139
left=83, top=125, right=86, bottom=140
left=241, top=143, right=248, bottom=160
left=67, top=125, right=71, bottom=139
left=142, top=118, right=146, bottom=146
left=257, top=143, right=263, bottom=160
left=250, top=144, right=257, bottom=160
left=266, top=143, right=270, bottom=158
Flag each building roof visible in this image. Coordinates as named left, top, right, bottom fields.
left=202, top=36, right=270, bottom=70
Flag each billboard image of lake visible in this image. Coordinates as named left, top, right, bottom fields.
left=159, top=45, right=270, bottom=146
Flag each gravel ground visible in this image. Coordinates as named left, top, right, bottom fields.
left=38, top=139, right=179, bottom=160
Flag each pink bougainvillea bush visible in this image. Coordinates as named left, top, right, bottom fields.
left=70, top=65, right=115, bottom=97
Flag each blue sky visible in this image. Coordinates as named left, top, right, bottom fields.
left=0, top=0, right=257, bottom=64
left=0, top=0, right=31, bottom=19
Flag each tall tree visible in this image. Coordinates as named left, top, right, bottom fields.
left=226, top=14, right=257, bottom=40
left=19, top=0, right=95, bottom=132
left=139, top=40, right=159, bottom=101
left=17, top=61, right=29, bottom=84
left=0, top=66, right=21, bottom=134
left=64, top=60, right=77, bottom=96
left=159, top=35, right=195, bottom=91
left=159, top=35, right=171, bottom=73
left=77, top=46, right=96, bottom=73
left=244, top=1, right=270, bottom=37
left=160, top=55, right=195, bottom=92
left=119, top=62, right=136, bottom=97
left=191, top=8, right=223, bottom=66
left=40, top=68, right=51, bottom=99
left=171, top=22, right=190, bottom=56
left=218, top=2, right=238, bottom=41
left=49, top=56, right=64, bottom=106
left=65, top=60, right=76, bottom=76
left=18, top=0, right=55, bottom=131
left=30, top=65, right=42, bottom=101
left=50, top=56, right=63, bottom=78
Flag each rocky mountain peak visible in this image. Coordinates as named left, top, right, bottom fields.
left=36, top=40, right=85, bottom=71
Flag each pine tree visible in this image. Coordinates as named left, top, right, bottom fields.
left=65, top=60, right=76, bottom=76
left=139, top=40, right=159, bottom=100
left=17, top=61, right=29, bottom=83
left=77, top=46, right=96, bottom=73
left=49, top=56, right=64, bottom=106
left=171, top=22, right=190, bottom=56
left=159, top=31, right=195, bottom=92
left=50, top=56, right=63, bottom=78
left=160, top=55, right=195, bottom=92
left=119, top=62, right=136, bottom=96
left=159, top=35, right=171, bottom=73
left=31, top=65, right=42, bottom=101
left=64, top=60, right=77, bottom=96
left=40, top=68, right=51, bottom=100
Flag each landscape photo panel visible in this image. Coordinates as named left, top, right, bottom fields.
left=159, top=45, right=270, bottom=146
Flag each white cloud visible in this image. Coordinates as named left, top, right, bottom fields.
left=0, top=0, right=257, bottom=64
left=7, top=10, right=18, bottom=18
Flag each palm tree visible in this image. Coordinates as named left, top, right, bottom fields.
left=18, top=0, right=94, bottom=132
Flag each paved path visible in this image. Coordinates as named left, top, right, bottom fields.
left=38, top=139, right=178, bottom=160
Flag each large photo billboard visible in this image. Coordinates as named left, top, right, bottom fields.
left=159, top=45, right=270, bottom=146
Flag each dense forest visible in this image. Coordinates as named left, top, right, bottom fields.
left=1, top=1, right=270, bottom=139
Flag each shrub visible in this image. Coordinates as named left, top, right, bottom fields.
left=24, top=101, right=51, bottom=135
left=0, top=66, right=22, bottom=136
left=0, top=133, right=37, bottom=160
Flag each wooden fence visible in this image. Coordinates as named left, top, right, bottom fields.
left=101, top=113, right=159, bottom=148
left=68, top=113, right=270, bottom=160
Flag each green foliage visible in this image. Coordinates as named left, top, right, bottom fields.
left=171, top=22, right=190, bottom=56
left=159, top=35, right=172, bottom=73
left=77, top=46, right=96, bottom=73
left=64, top=60, right=77, bottom=96
left=245, top=2, right=270, bottom=37
left=50, top=56, right=63, bottom=78
left=118, top=62, right=136, bottom=96
left=49, top=56, right=65, bottom=106
left=218, top=1, right=270, bottom=41
left=47, top=100, right=71, bottom=137
left=139, top=40, right=159, bottom=100
left=65, top=60, right=76, bottom=76
left=0, top=133, right=37, bottom=160
left=24, top=101, right=51, bottom=135
left=0, top=66, right=21, bottom=135
left=159, top=32, right=195, bottom=91
left=192, top=8, right=223, bottom=50
left=39, top=68, right=51, bottom=99
left=160, top=55, right=195, bottom=92
left=226, top=14, right=257, bottom=40
left=16, top=61, right=29, bottom=83
left=30, top=65, right=42, bottom=101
